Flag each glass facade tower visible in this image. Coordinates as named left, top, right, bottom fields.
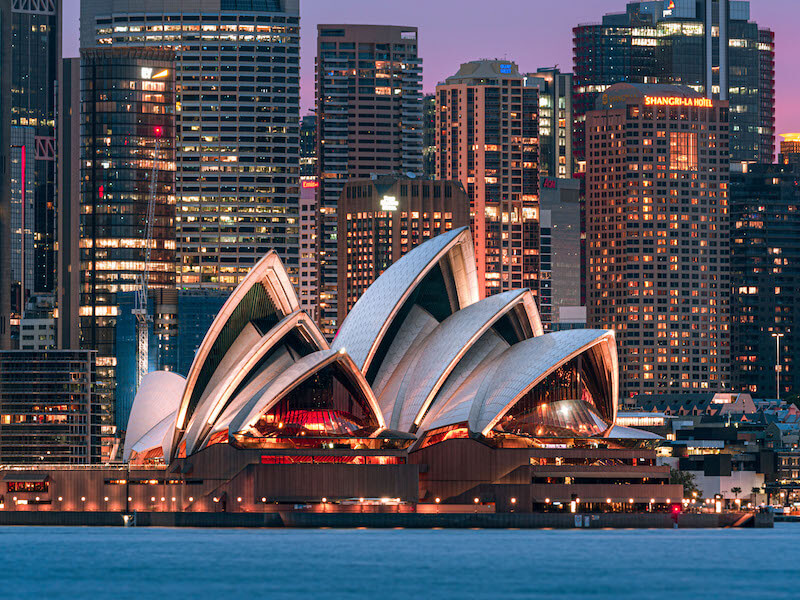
left=6, top=0, right=61, bottom=347
left=79, top=48, right=177, bottom=445
left=730, top=164, right=800, bottom=399
left=80, top=0, right=301, bottom=290
left=574, top=0, right=775, bottom=166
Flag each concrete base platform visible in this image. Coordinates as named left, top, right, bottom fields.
left=0, top=510, right=773, bottom=528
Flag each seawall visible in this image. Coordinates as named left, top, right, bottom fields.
left=0, top=511, right=772, bottom=529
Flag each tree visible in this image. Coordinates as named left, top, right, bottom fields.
left=752, top=486, right=762, bottom=496
left=670, top=468, right=700, bottom=497
left=730, top=487, right=742, bottom=499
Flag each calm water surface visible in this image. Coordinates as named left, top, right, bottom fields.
left=1, top=524, right=798, bottom=599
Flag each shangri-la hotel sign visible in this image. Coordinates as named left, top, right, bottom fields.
left=644, top=96, right=713, bottom=108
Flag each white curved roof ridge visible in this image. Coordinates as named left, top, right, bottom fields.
left=173, top=251, right=299, bottom=456
left=333, top=226, right=479, bottom=374
left=123, top=371, right=186, bottom=462
left=179, top=311, right=328, bottom=456
left=227, top=349, right=386, bottom=439
left=392, top=289, right=533, bottom=433
left=520, top=290, right=545, bottom=337
left=370, top=304, right=439, bottom=401
left=472, top=329, right=619, bottom=436
left=198, top=347, right=297, bottom=451
left=129, top=412, right=175, bottom=462
left=417, top=330, right=509, bottom=433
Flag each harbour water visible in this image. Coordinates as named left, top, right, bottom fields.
left=1, top=525, right=797, bottom=599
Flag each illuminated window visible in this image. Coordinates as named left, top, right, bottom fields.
left=669, top=132, right=698, bottom=171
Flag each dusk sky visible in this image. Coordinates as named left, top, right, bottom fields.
left=63, top=0, right=799, bottom=138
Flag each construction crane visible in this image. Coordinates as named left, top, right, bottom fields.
left=133, top=127, right=163, bottom=391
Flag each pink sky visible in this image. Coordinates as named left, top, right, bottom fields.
left=63, top=0, right=799, bottom=139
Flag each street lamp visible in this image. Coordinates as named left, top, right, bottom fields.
left=772, top=333, right=784, bottom=400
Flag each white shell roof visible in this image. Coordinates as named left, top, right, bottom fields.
left=123, top=371, right=186, bottom=462
left=179, top=311, right=328, bottom=457
left=419, top=330, right=618, bottom=435
left=385, top=289, right=535, bottom=432
left=472, top=329, right=618, bottom=435
left=200, top=346, right=297, bottom=449
left=123, top=230, right=628, bottom=463
left=333, top=226, right=479, bottom=374
left=128, top=413, right=175, bottom=461
left=227, top=349, right=386, bottom=437
left=173, top=251, right=302, bottom=457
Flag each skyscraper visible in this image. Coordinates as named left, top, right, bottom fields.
left=730, top=163, right=800, bottom=399
left=0, top=3, right=11, bottom=350
left=315, top=24, right=423, bottom=337
left=436, top=60, right=540, bottom=299
left=525, top=68, right=573, bottom=179
left=300, top=114, right=316, bottom=177
left=586, top=84, right=729, bottom=397
left=337, top=177, right=470, bottom=322
left=423, top=93, right=436, bottom=178
left=299, top=176, right=318, bottom=319
left=79, top=47, right=177, bottom=440
left=539, top=177, right=583, bottom=329
left=57, top=56, right=81, bottom=350
left=5, top=0, right=61, bottom=348
left=80, top=0, right=301, bottom=289
left=574, top=0, right=774, bottom=166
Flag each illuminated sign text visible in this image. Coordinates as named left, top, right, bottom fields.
left=644, top=96, right=713, bottom=108
left=380, top=195, right=399, bottom=211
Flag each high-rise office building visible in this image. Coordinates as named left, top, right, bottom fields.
left=300, top=114, right=316, bottom=176
left=337, top=177, right=470, bottom=322
left=780, top=134, right=800, bottom=168
left=730, top=163, right=800, bottom=399
left=80, top=0, right=301, bottom=289
left=586, top=84, right=730, bottom=397
left=0, top=3, right=11, bottom=350
left=0, top=349, right=99, bottom=463
left=5, top=0, right=61, bottom=348
left=574, top=0, right=774, bottom=166
left=525, top=68, right=573, bottom=179
left=539, top=177, right=583, bottom=329
left=299, top=176, right=318, bottom=319
left=79, top=47, right=177, bottom=438
left=436, top=60, right=540, bottom=299
left=423, top=93, right=436, bottom=178
left=316, top=24, right=423, bottom=337
left=56, top=57, right=81, bottom=349
left=176, top=289, right=228, bottom=376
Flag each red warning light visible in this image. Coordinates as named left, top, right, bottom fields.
left=98, top=185, right=104, bottom=199
left=154, top=126, right=163, bottom=137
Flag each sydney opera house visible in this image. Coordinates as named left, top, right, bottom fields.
left=0, top=229, right=681, bottom=514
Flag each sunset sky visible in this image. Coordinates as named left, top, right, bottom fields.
left=63, top=0, right=799, bottom=140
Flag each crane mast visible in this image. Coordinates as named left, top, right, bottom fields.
left=133, top=130, right=161, bottom=391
